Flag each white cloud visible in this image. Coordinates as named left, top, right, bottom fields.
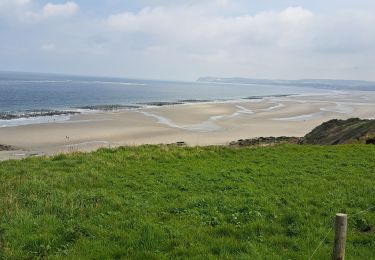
left=0, top=1, right=79, bottom=21
left=0, top=0, right=32, bottom=20
left=15, top=0, right=31, bottom=5
left=312, top=10, right=375, bottom=54
left=214, top=0, right=230, bottom=7
left=42, top=2, right=79, bottom=17
left=18, top=1, right=79, bottom=21
left=103, top=4, right=375, bottom=80
left=41, top=43, right=56, bottom=51
left=1, top=1, right=375, bottom=80
left=107, top=6, right=314, bottom=53
left=0, top=0, right=31, bottom=7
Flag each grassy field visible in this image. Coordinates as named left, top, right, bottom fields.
left=0, top=145, right=374, bottom=259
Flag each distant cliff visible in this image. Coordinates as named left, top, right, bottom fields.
left=197, top=77, right=375, bottom=91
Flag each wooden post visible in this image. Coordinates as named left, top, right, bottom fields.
left=333, top=213, right=347, bottom=260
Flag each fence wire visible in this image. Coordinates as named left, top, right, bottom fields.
left=308, top=205, right=375, bottom=259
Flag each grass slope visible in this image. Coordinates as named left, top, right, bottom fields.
left=302, top=118, right=375, bottom=145
left=0, top=145, right=374, bottom=259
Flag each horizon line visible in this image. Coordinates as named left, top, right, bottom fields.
left=1, top=70, right=375, bottom=84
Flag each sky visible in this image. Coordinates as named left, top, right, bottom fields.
left=0, top=0, right=375, bottom=81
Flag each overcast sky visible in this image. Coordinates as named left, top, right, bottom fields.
left=1, top=0, right=375, bottom=81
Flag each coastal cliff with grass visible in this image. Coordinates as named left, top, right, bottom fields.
left=230, top=118, right=375, bottom=146
left=0, top=119, right=374, bottom=259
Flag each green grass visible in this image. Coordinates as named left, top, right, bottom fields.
left=0, top=144, right=374, bottom=259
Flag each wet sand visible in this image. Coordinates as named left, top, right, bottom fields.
left=0, top=91, right=374, bottom=160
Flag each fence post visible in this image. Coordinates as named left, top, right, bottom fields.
left=333, top=213, right=347, bottom=260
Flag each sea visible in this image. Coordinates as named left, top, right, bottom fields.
left=0, top=71, right=327, bottom=127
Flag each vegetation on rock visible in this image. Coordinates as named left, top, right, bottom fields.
left=301, top=118, right=375, bottom=145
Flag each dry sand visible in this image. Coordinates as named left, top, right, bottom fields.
left=0, top=91, right=374, bottom=160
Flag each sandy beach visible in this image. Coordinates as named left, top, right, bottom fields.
left=1, top=91, right=374, bottom=160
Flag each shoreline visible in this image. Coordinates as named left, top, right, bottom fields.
left=0, top=91, right=374, bottom=161
left=0, top=94, right=298, bottom=127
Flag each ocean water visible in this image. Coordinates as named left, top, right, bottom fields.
left=0, top=71, right=327, bottom=126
